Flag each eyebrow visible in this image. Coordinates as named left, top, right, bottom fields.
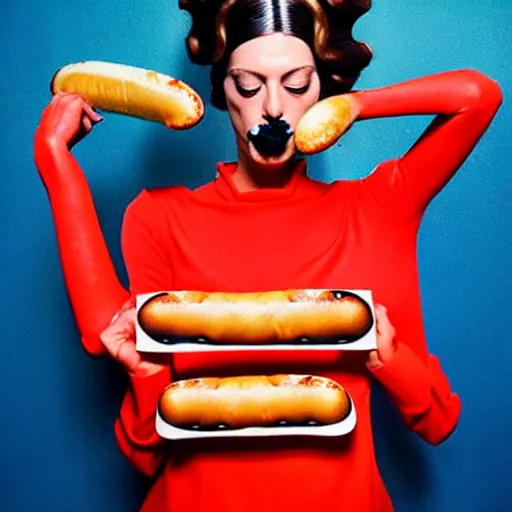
left=228, top=65, right=315, bottom=82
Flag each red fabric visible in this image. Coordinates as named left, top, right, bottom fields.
left=34, top=68, right=501, bottom=510
left=116, top=70, right=501, bottom=512
left=34, top=127, right=128, bottom=357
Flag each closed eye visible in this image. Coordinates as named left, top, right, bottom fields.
left=234, top=81, right=261, bottom=98
left=285, top=83, right=311, bottom=95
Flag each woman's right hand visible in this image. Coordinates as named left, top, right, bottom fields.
left=35, top=92, right=103, bottom=151
left=100, top=299, right=168, bottom=378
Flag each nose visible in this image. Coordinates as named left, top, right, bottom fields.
left=262, top=82, right=284, bottom=120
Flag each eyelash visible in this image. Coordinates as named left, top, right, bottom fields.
left=234, top=81, right=311, bottom=98
left=285, top=84, right=310, bottom=95
left=235, top=83, right=260, bottom=98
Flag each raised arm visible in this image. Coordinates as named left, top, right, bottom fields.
left=34, top=93, right=129, bottom=356
left=353, top=70, right=503, bottom=221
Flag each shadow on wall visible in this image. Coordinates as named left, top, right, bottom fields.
left=371, top=383, right=431, bottom=511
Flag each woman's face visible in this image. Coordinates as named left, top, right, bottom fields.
left=224, top=32, right=321, bottom=167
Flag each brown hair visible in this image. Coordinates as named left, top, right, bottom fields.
left=178, top=0, right=372, bottom=109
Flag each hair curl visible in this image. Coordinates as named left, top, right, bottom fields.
left=178, top=0, right=372, bottom=110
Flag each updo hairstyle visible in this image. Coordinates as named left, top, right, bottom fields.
left=178, top=0, right=372, bottom=110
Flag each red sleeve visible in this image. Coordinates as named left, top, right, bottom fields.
left=113, top=190, right=175, bottom=476
left=356, top=69, right=502, bottom=223
left=368, top=343, right=462, bottom=445
left=121, top=189, right=174, bottom=295
left=34, top=142, right=129, bottom=356
left=114, top=370, right=171, bottom=477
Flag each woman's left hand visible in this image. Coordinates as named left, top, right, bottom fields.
left=367, top=304, right=397, bottom=369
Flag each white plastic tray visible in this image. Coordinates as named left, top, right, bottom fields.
left=136, top=289, right=376, bottom=353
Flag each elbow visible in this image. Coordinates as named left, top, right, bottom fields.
left=420, top=419, right=459, bottom=446
left=410, top=395, right=462, bottom=446
left=81, top=335, right=107, bottom=358
left=77, top=295, right=128, bottom=357
left=457, top=69, right=503, bottom=113
left=114, top=420, right=164, bottom=478
left=80, top=330, right=108, bottom=358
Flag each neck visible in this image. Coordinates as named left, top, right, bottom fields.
left=233, top=148, right=297, bottom=192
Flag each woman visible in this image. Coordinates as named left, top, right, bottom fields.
left=34, top=0, right=502, bottom=510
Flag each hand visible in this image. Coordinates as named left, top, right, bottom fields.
left=100, top=298, right=168, bottom=378
left=35, top=92, right=103, bottom=151
left=367, top=304, right=397, bottom=369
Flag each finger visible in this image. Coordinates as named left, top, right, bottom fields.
left=109, top=300, right=136, bottom=326
left=367, top=350, right=382, bottom=369
left=101, top=307, right=136, bottom=359
left=81, top=116, right=92, bottom=133
left=57, top=92, right=87, bottom=107
left=374, top=305, right=397, bottom=364
left=82, top=101, right=104, bottom=123
left=374, top=304, right=395, bottom=339
left=116, top=304, right=137, bottom=326
left=117, top=341, right=142, bottom=373
left=52, top=91, right=81, bottom=103
left=45, top=92, right=86, bottom=123
left=101, top=323, right=128, bottom=360
left=115, top=297, right=137, bottom=318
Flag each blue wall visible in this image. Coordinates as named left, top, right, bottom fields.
left=1, top=1, right=510, bottom=510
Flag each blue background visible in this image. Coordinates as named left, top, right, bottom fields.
left=1, top=0, right=510, bottom=510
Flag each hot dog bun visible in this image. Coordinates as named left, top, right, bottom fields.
left=294, top=95, right=354, bottom=154
left=138, top=289, right=373, bottom=344
left=51, top=61, right=204, bottom=130
left=159, top=375, right=351, bottom=429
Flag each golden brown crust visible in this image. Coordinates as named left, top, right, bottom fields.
left=294, top=95, right=355, bottom=154
left=138, top=289, right=373, bottom=344
left=159, top=374, right=351, bottom=428
left=51, top=61, right=204, bottom=130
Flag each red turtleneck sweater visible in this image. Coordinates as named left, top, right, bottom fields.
left=116, top=158, right=461, bottom=512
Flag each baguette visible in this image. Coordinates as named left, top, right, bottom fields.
left=51, top=61, right=204, bottom=129
left=138, top=289, right=373, bottom=344
left=159, top=374, right=351, bottom=429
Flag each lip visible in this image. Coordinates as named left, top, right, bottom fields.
left=248, top=137, right=294, bottom=162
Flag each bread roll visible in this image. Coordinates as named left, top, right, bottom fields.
left=138, top=289, right=373, bottom=344
left=294, top=96, right=355, bottom=154
left=159, top=375, right=351, bottom=429
left=51, top=61, right=204, bottom=129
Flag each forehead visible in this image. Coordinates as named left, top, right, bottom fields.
left=228, top=33, right=315, bottom=74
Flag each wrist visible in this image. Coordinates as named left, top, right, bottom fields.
left=38, top=134, right=68, bottom=153
left=34, top=132, right=69, bottom=162
left=344, top=91, right=363, bottom=120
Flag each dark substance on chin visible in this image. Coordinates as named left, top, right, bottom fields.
left=247, top=116, right=294, bottom=157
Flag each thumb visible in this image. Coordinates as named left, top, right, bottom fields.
left=367, top=350, right=382, bottom=369
left=117, top=341, right=141, bottom=373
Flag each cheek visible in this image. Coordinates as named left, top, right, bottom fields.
left=225, top=82, right=262, bottom=134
